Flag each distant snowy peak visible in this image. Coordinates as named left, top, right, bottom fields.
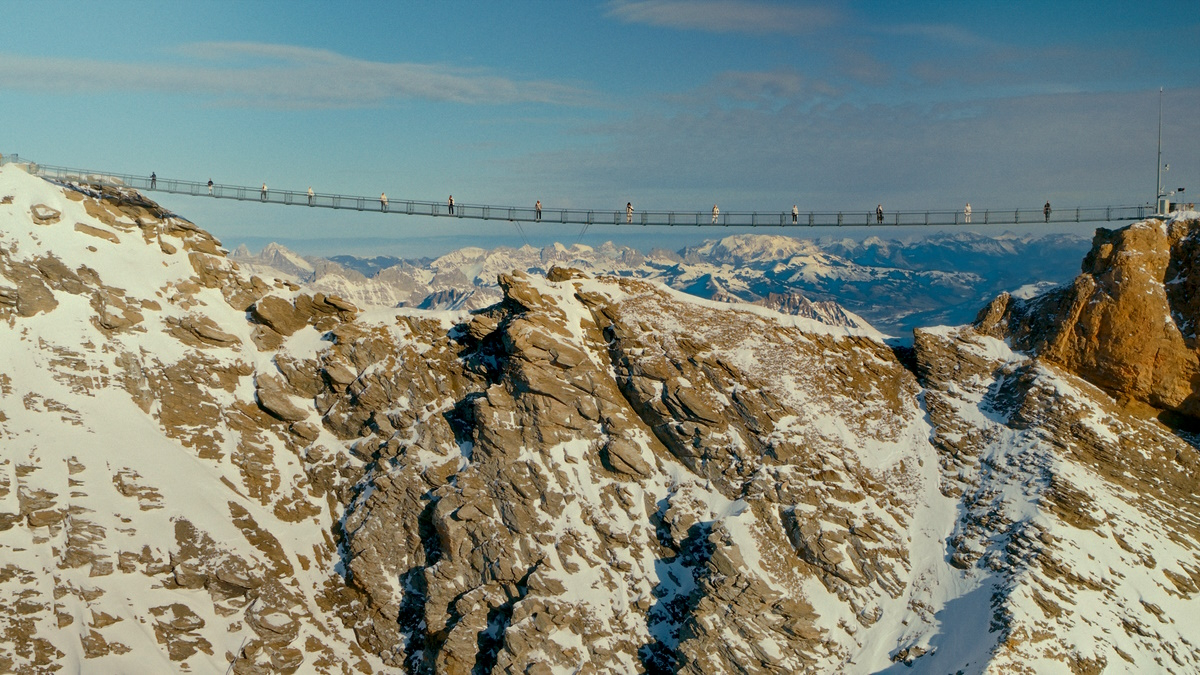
left=230, top=241, right=315, bottom=279
left=756, top=291, right=870, bottom=330
left=684, top=233, right=821, bottom=265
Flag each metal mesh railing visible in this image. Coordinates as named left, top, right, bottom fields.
left=2, top=154, right=1151, bottom=227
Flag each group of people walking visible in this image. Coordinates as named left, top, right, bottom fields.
left=867, top=201, right=1051, bottom=224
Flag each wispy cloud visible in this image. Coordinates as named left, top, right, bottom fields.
left=605, top=0, right=840, bottom=34
left=0, top=42, right=594, bottom=108
left=872, top=23, right=998, bottom=49
left=664, top=69, right=838, bottom=109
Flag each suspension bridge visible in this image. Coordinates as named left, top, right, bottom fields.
left=1, top=154, right=1154, bottom=228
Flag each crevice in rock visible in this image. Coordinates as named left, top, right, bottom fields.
left=890, top=343, right=919, bottom=379
left=401, top=496, right=442, bottom=673
left=640, top=517, right=714, bottom=673
left=472, top=565, right=536, bottom=675
left=444, top=393, right=483, bottom=453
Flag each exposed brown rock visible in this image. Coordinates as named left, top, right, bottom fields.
left=255, top=373, right=310, bottom=422
left=73, top=222, right=120, bottom=244
left=30, top=204, right=61, bottom=224
left=976, top=219, right=1200, bottom=420
left=251, top=295, right=307, bottom=336
left=166, top=314, right=241, bottom=348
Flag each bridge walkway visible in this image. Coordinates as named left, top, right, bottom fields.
left=1, top=154, right=1152, bottom=228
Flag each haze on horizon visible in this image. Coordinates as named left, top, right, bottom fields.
left=2, top=0, right=1197, bottom=258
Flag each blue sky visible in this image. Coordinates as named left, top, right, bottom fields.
left=2, top=0, right=1197, bottom=258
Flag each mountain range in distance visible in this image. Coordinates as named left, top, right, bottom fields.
left=232, top=230, right=1093, bottom=338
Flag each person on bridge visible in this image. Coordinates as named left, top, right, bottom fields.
left=536, top=200, right=542, bottom=221
left=307, top=187, right=314, bottom=206
left=207, top=179, right=213, bottom=196
left=1043, top=201, right=1051, bottom=222
left=964, top=202, right=972, bottom=223
left=261, top=184, right=268, bottom=201
left=150, top=172, right=157, bottom=189
left=876, top=204, right=884, bottom=224
left=792, top=205, right=798, bottom=224
left=448, top=195, right=454, bottom=215
left=712, top=204, right=720, bottom=224
left=381, top=192, right=388, bottom=211
left=627, top=202, right=633, bottom=223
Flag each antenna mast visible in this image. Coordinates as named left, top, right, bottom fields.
left=1156, top=87, right=1163, bottom=210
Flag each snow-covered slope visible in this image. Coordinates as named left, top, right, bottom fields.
left=0, top=166, right=375, bottom=673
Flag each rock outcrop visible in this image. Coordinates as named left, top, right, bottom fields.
left=976, top=218, right=1200, bottom=420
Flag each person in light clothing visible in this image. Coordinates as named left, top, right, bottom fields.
left=626, top=202, right=633, bottom=223
left=381, top=193, right=388, bottom=211
left=307, top=187, right=314, bottom=206
left=964, top=202, right=972, bottom=223
left=712, top=204, right=719, bottom=224
left=792, top=205, right=798, bottom=224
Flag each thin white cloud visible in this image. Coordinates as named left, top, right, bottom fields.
left=605, top=0, right=839, bottom=34
left=0, top=42, right=594, bottom=108
left=664, top=69, right=838, bottom=108
left=873, top=23, right=999, bottom=49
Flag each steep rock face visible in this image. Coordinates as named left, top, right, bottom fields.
left=976, top=218, right=1200, bottom=419
left=320, top=266, right=944, bottom=673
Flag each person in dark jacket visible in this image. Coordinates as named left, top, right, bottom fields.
left=1044, top=201, right=1052, bottom=222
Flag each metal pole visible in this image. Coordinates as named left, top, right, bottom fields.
left=1157, top=87, right=1163, bottom=210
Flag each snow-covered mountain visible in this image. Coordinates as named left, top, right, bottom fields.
left=2, top=161, right=1198, bottom=674
left=233, top=231, right=1090, bottom=336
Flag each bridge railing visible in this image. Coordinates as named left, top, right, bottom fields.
left=5, top=156, right=1152, bottom=227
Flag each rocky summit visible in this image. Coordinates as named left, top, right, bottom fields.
left=0, top=161, right=1198, bottom=674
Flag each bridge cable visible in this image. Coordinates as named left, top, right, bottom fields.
left=511, top=219, right=530, bottom=248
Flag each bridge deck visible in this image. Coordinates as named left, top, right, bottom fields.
left=2, top=154, right=1151, bottom=228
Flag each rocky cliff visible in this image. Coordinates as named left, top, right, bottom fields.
left=1, top=163, right=1198, bottom=674
left=975, top=218, right=1200, bottom=422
